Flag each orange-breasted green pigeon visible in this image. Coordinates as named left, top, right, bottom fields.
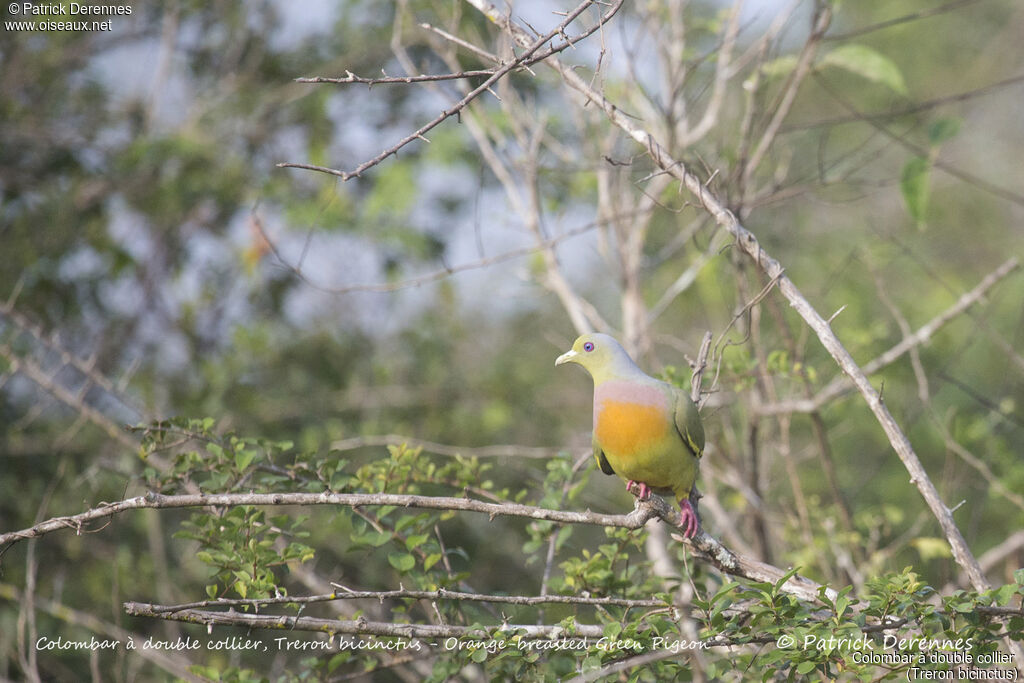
left=556, top=333, right=705, bottom=537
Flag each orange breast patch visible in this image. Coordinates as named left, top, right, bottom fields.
left=594, top=400, right=670, bottom=457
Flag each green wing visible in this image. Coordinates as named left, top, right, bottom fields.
left=672, top=387, right=705, bottom=458
left=593, top=437, right=616, bottom=476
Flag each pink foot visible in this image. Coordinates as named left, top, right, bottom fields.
left=626, top=480, right=652, bottom=501
left=677, top=498, right=699, bottom=539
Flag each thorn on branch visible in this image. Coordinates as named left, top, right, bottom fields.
left=827, top=304, right=847, bottom=325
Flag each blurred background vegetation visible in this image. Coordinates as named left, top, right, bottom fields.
left=1, top=0, right=1022, bottom=680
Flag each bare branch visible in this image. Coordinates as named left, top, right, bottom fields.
left=689, top=331, right=713, bottom=406
left=0, top=303, right=147, bottom=420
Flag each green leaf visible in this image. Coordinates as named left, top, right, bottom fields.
left=388, top=552, right=416, bottom=572
left=351, top=530, right=392, bottom=548
left=819, top=44, right=908, bottom=95
left=993, top=584, right=1016, bottom=606
left=928, top=118, right=961, bottom=146
left=405, top=533, right=430, bottom=550
left=900, top=157, right=930, bottom=226
left=796, top=661, right=817, bottom=675
left=235, top=449, right=256, bottom=471
left=424, top=553, right=442, bottom=571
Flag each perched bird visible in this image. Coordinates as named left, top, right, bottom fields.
left=555, top=333, right=705, bottom=537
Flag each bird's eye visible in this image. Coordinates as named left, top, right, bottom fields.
left=583, top=342, right=595, bottom=352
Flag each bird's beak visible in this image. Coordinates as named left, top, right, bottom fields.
left=555, top=349, right=578, bottom=366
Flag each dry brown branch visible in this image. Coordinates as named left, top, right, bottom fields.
left=682, top=1, right=743, bottom=145
left=388, top=6, right=609, bottom=336
left=466, top=0, right=992, bottom=592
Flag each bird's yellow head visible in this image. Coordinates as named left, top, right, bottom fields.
left=555, top=333, right=640, bottom=384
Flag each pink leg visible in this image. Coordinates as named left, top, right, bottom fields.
left=677, top=498, right=699, bottom=539
left=626, top=480, right=652, bottom=501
